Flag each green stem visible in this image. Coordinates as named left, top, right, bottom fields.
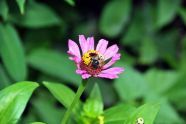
left=61, top=79, right=88, bottom=124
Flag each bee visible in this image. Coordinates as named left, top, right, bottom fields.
left=89, top=52, right=104, bottom=69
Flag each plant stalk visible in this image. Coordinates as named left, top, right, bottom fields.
left=61, top=79, right=88, bottom=124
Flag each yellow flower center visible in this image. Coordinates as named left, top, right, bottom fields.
left=80, top=50, right=105, bottom=75
left=82, top=50, right=98, bottom=65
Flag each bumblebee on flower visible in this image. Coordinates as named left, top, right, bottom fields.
left=63, top=35, right=124, bottom=124
left=67, top=35, right=124, bottom=79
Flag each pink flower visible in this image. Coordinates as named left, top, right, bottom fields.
left=67, top=35, right=124, bottom=79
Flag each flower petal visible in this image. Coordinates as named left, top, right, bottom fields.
left=97, top=73, right=118, bottom=79
left=67, top=52, right=81, bottom=63
left=103, top=53, right=121, bottom=69
left=101, top=67, right=124, bottom=75
left=76, top=69, right=86, bottom=74
left=87, top=37, right=94, bottom=50
left=104, top=44, right=119, bottom=60
left=79, top=35, right=88, bottom=54
left=68, top=39, right=81, bottom=59
left=82, top=73, right=91, bottom=79
left=96, top=39, right=108, bottom=54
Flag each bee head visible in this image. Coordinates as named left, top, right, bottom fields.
left=91, top=58, right=100, bottom=69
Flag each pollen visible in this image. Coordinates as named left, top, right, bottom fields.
left=82, top=50, right=98, bottom=65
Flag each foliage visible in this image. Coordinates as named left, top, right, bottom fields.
left=0, top=0, right=186, bottom=124
left=0, top=81, right=38, bottom=124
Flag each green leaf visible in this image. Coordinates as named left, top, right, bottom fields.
left=65, top=0, right=75, bottom=6
left=16, top=0, right=26, bottom=14
left=144, top=69, right=179, bottom=94
left=31, top=122, right=46, bottom=124
left=28, top=49, right=81, bottom=85
left=32, top=90, right=64, bottom=124
left=165, top=72, right=186, bottom=110
left=121, top=2, right=156, bottom=47
left=91, top=78, right=118, bottom=106
left=104, top=104, right=136, bottom=123
left=20, top=111, right=37, bottom=124
left=43, top=81, right=76, bottom=108
left=24, top=26, right=64, bottom=45
left=99, top=0, right=131, bottom=37
left=73, top=20, right=96, bottom=37
left=0, top=0, right=9, bottom=21
left=105, top=121, right=124, bottom=124
left=145, top=93, right=184, bottom=124
left=156, top=0, right=181, bottom=28
left=83, top=83, right=103, bottom=118
left=156, top=101, right=184, bottom=124
left=11, top=1, right=61, bottom=28
left=0, top=64, right=11, bottom=89
left=0, top=24, right=27, bottom=81
left=43, top=81, right=82, bottom=120
left=125, top=103, right=160, bottom=124
left=139, top=37, right=158, bottom=64
left=179, top=8, right=186, bottom=25
left=121, top=8, right=144, bottom=46
left=154, top=30, right=179, bottom=68
left=0, top=81, right=39, bottom=124
left=179, top=36, right=186, bottom=71
left=114, top=66, right=149, bottom=101
left=89, top=83, right=102, bottom=103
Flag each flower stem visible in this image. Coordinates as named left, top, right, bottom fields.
left=61, top=79, right=88, bottom=124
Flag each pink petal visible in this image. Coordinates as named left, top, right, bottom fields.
left=101, top=67, right=124, bottom=75
left=67, top=51, right=81, bottom=63
left=76, top=63, right=81, bottom=70
left=73, top=57, right=81, bottom=63
left=103, top=53, right=121, bottom=69
left=79, top=35, right=88, bottom=54
left=96, top=39, right=108, bottom=54
left=87, top=37, right=94, bottom=50
left=67, top=51, right=76, bottom=57
left=82, top=73, right=91, bottom=79
left=104, top=44, right=119, bottom=60
left=97, top=73, right=118, bottom=79
left=76, top=69, right=86, bottom=74
left=68, top=39, right=81, bottom=59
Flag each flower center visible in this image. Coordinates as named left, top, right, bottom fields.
left=80, top=50, right=105, bottom=75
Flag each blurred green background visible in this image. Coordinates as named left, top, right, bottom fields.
left=0, top=0, right=186, bottom=123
